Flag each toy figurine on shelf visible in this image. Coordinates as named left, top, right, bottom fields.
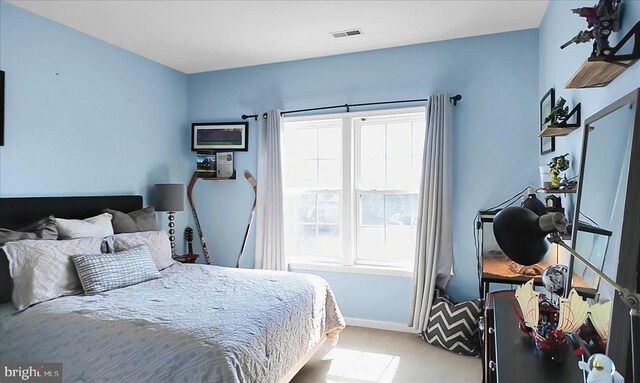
left=514, top=280, right=590, bottom=363
left=548, top=153, right=570, bottom=188
left=578, top=354, right=624, bottom=383
left=542, top=264, right=568, bottom=306
left=545, top=97, right=570, bottom=125
left=560, top=0, right=622, bottom=57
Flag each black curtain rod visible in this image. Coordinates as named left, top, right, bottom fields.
left=241, top=94, right=462, bottom=121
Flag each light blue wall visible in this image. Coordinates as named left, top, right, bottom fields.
left=538, top=1, right=640, bottom=291
left=188, top=29, right=540, bottom=322
left=0, top=2, right=192, bottom=244
left=539, top=0, right=640, bottom=165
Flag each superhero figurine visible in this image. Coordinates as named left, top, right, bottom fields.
left=560, top=0, right=622, bottom=57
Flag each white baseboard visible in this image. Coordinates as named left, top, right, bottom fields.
left=344, top=317, right=417, bottom=333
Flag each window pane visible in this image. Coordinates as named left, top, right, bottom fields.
left=386, top=194, right=413, bottom=225
left=318, top=126, right=342, bottom=158
left=295, top=224, right=317, bottom=254
left=284, top=123, right=342, bottom=190
left=283, top=120, right=342, bottom=261
left=318, top=159, right=341, bottom=189
left=284, top=128, right=317, bottom=160
left=357, top=193, right=419, bottom=265
left=359, top=124, right=385, bottom=189
left=411, top=122, right=426, bottom=188
left=318, top=225, right=341, bottom=255
left=359, top=226, right=385, bottom=262
left=294, top=194, right=316, bottom=223
left=318, top=193, right=340, bottom=224
left=386, top=122, right=413, bottom=189
left=284, top=192, right=341, bottom=260
left=386, top=226, right=415, bottom=264
left=412, top=194, right=420, bottom=224
left=285, top=159, right=317, bottom=188
left=361, top=194, right=385, bottom=225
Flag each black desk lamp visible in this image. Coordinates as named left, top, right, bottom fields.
left=493, top=206, right=639, bottom=382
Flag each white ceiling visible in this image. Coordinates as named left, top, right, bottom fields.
left=9, top=0, right=549, bottom=74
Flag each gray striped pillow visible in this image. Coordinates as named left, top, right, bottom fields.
left=72, top=245, right=161, bottom=295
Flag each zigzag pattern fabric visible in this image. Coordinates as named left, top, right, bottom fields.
left=422, top=296, right=482, bottom=356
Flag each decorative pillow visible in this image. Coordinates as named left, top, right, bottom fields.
left=106, top=231, right=175, bottom=271
left=2, top=237, right=104, bottom=310
left=72, top=245, right=161, bottom=295
left=422, top=295, right=482, bottom=356
left=103, top=207, right=157, bottom=234
left=0, top=216, right=58, bottom=244
left=56, top=213, right=114, bottom=239
left=56, top=213, right=113, bottom=239
left=0, top=216, right=59, bottom=304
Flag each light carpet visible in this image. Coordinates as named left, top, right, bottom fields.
left=292, top=326, right=481, bottom=383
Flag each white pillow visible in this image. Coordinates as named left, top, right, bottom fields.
left=56, top=213, right=114, bottom=239
left=2, top=237, right=104, bottom=310
left=106, top=231, right=176, bottom=271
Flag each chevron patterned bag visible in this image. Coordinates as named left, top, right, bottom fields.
left=421, top=294, right=482, bottom=356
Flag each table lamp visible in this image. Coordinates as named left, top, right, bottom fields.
left=154, top=183, right=184, bottom=256
left=493, top=206, right=639, bottom=383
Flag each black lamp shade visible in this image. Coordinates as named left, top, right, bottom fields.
left=493, top=206, right=549, bottom=266
left=154, top=184, right=184, bottom=212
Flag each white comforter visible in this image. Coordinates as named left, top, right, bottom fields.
left=0, top=264, right=345, bottom=383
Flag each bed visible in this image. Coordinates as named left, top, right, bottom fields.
left=0, top=195, right=345, bottom=383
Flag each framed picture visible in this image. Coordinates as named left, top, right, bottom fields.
left=196, top=152, right=216, bottom=176
left=191, top=122, right=248, bottom=152
left=216, top=152, right=234, bottom=178
left=540, top=88, right=555, bottom=155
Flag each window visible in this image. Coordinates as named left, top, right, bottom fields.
left=283, top=108, right=426, bottom=272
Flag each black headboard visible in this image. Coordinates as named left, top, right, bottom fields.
left=0, top=195, right=143, bottom=229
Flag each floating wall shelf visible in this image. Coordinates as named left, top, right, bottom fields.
left=197, top=170, right=237, bottom=180
left=536, top=187, right=577, bottom=194
left=539, top=103, right=582, bottom=137
left=566, top=22, right=640, bottom=89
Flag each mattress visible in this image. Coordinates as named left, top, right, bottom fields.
left=0, top=264, right=345, bottom=383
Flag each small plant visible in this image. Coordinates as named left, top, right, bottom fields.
left=548, top=153, right=570, bottom=188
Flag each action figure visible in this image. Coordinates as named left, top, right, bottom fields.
left=544, top=97, right=570, bottom=126
left=560, top=0, right=622, bottom=57
left=548, top=154, right=570, bottom=188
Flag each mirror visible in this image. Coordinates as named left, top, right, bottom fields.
left=571, top=89, right=640, bottom=378
left=571, top=98, right=634, bottom=295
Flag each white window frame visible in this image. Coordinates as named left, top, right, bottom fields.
left=284, top=106, right=425, bottom=277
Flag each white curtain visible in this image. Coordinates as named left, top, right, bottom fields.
left=255, top=110, right=286, bottom=271
left=408, top=94, right=454, bottom=331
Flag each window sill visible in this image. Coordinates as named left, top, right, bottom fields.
left=288, top=261, right=413, bottom=278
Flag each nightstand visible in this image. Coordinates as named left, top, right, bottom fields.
left=172, top=253, right=199, bottom=263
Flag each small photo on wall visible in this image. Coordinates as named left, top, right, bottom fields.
left=191, top=122, right=248, bottom=151
left=196, top=152, right=216, bottom=176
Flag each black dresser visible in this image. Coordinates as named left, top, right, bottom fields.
left=483, top=291, right=584, bottom=383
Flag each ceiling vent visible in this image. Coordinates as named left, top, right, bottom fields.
left=331, top=29, right=363, bottom=38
